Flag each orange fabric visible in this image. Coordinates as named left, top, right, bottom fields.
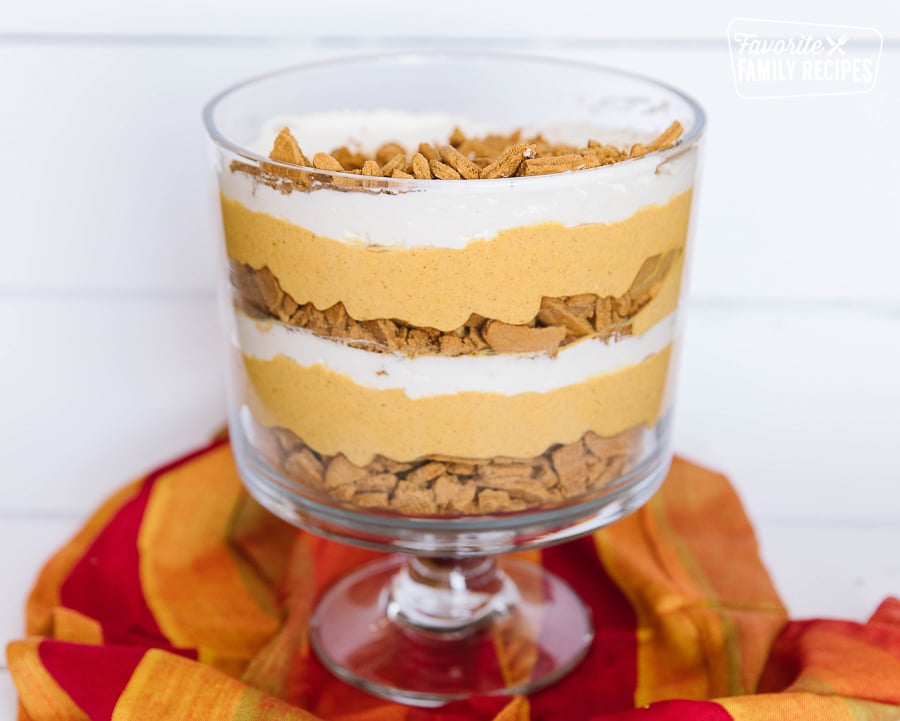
left=139, top=448, right=282, bottom=667
left=596, top=462, right=785, bottom=704
left=7, top=440, right=900, bottom=721
left=7, top=641, right=90, bottom=721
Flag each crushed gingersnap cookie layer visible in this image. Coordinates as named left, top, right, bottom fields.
left=231, top=250, right=676, bottom=357
left=255, top=421, right=647, bottom=515
left=231, top=121, right=684, bottom=192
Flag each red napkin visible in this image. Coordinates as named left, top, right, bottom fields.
left=8, top=438, right=900, bottom=720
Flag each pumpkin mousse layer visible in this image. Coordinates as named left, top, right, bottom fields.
left=222, top=189, right=692, bottom=331
left=242, top=343, right=672, bottom=466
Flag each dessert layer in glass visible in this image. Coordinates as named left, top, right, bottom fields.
left=224, top=112, right=694, bottom=515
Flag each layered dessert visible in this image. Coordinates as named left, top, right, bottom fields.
left=220, top=112, right=694, bottom=515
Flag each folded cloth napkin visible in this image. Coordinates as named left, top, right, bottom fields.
left=7, top=438, right=900, bottom=721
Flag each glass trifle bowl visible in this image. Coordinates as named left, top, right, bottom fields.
left=204, top=53, right=704, bottom=705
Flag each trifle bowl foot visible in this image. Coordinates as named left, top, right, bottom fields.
left=309, top=555, right=593, bottom=706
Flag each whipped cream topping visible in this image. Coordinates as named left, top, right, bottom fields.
left=220, top=110, right=696, bottom=249
left=233, top=309, right=677, bottom=400
left=247, top=110, right=648, bottom=160
left=250, top=110, right=499, bottom=159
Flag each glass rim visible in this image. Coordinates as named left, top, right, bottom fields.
left=202, top=50, right=707, bottom=189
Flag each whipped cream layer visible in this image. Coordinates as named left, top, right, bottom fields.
left=221, top=110, right=696, bottom=249
left=249, top=111, right=656, bottom=162
left=234, top=309, right=677, bottom=400
left=250, top=110, right=501, bottom=159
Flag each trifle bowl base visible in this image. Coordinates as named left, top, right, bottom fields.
left=233, top=416, right=671, bottom=705
left=309, top=555, right=593, bottom=706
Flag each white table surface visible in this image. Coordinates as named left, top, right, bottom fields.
left=2, top=7, right=899, bottom=716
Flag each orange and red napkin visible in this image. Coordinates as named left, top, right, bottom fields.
left=7, top=438, right=900, bottom=720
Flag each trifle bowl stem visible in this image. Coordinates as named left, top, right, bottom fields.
left=309, top=555, right=593, bottom=705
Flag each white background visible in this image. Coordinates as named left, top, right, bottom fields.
left=1, top=0, right=899, bottom=713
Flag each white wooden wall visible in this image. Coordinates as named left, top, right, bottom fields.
left=2, top=1, right=899, bottom=713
